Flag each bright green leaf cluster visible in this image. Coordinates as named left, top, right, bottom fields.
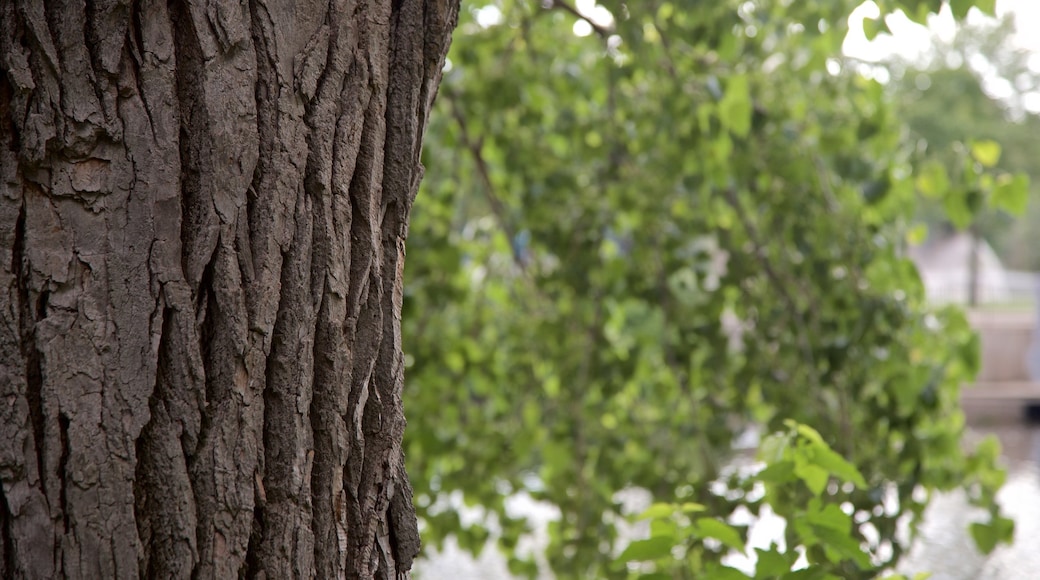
left=614, top=422, right=899, bottom=577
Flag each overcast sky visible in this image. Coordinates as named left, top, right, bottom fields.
left=844, top=0, right=1040, bottom=113
left=845, top=0, right=1040, bottom=64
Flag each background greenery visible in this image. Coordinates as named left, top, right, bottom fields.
left=404, top=1, right=1027, bottom=577
left=884, top=11, right=1040, bottom=269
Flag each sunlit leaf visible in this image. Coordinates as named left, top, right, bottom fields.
left=619, top=536, right=676, bottom=562
left=639, top=502, right=677, bottom=520
left=681, top=502, right=707, bottom=513
left=794, top=461, right=830, bottom=496
left=992, top=173, right=1029, bottom=215
left=915, top=161, right=949, bottom=198
left=970, top=139, right=1001, bottom=168
left=719, top=75, right=752, bottom=138
left=693, top=518, right=746, bottom=553
left=812, top=447, right=868, bottom=489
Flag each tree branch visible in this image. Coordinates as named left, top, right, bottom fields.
left=444, top=90, right=529, bottom=272
left=546, top=0, right=612, bottom=38
left=720, top=187, right=821, bottom=392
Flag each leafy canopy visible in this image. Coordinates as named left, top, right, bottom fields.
left=405, top=0, right=1015, bottom=577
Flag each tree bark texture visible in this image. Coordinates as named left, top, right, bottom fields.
left=0, top=0, right=458, bottom=577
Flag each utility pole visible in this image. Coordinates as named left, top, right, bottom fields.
left=968, top=225, right=980, bottom=307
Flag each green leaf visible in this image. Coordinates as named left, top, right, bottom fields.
left=811, top=447, right=868, bottom=489
left=903, top=3, right=932, bottom=25
left=969, top=516, right=1015, bottom=554
left=681, top=502, right=707, bottom=513
left=949, top=0, right=974, bottom=19
left=719, top=75, right=752, bottom=138
left=754, top=547, right=793, bottom=577
left=639, top=502, right=678, bottom=520
left=650, top=517, right=679, bottom=540
left=794, top=461, right=830, bottom=496
left=975, top=0, right=997, bottom=15
left=794, top=423, right=825, bottom=445
left=759, top=432, right=790, bottom=463
left=915, top=160, right=949, bottom=198
left=812, top=526, right=872, bottom=568
left=618, top=536, right=676, bottom=562
left=943, top=189, right=976, bottom=230
left=693, top=518, right=746, bottom=553
left=806, top=502, right=851, bottom=533
left=970, top=140, right=1001, bottom=167
left=781, top=569, right=824, bottom=580
left=757, top=461, right=796, bottom=484
left=862, top=17, right=884, bottom=41
left=906, top=223, right=927, bottom=245
left=969, top=521, right=999, bottom=555
left=992, top=173, right=1029, bottom=215
left=507, top=556, right=540, bottom=578
left=705, top=563, right=753, bottom=580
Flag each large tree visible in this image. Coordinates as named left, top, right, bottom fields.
left=0, top=0, right=458, bottom=578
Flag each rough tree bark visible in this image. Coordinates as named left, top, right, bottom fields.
left=0, top=0, right=458, bottom=577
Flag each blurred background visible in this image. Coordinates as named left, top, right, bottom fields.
left=402, top=1, right=1040, bottom=578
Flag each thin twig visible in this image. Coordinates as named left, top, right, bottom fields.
left=647, top=0, right=679, bottom=79
left=720, top=187, right=821, bottom=392
left=547, top=0, right=613, bottom=38
left=445, top=90, right=528, bottom=272
left=809, top=153, right=864, bottom=451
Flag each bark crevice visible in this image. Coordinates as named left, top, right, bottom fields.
left=0, top=475, right=14, bottom=580
left=241, top=501, right=264, bottom=579
left=57, top=412, right=70, bottom=534
left=13, top=203, right=47, bottom=504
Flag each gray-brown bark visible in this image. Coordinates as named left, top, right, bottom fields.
left=0, top=0, right=458, bottom=577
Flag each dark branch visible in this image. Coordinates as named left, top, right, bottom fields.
left=545, top=0, right=613, bottom=38
left=445, top=90, right=529, bottom=272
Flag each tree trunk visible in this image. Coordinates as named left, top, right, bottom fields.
left=0, top=0, right=458, bottom=577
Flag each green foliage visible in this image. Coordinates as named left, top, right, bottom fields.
left=612, top=421, right=1002, bottom=578
left=615, top=422, right=878, bottom=577
left=909, top=138, right=1028, bottom=230
left=405, top=1, right=1014, bottom=578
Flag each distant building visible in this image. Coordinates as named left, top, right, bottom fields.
left=909, top=232, right=1013, bottom=304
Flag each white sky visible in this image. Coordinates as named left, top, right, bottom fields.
left=844, top=0, right=1040, bottom=113
left=845, top=0, right=1040, bottom=63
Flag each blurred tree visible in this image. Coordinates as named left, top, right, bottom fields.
left=405, top=1, right=1014, bottom=578
left=887, top=13, right=1040, bottom=269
